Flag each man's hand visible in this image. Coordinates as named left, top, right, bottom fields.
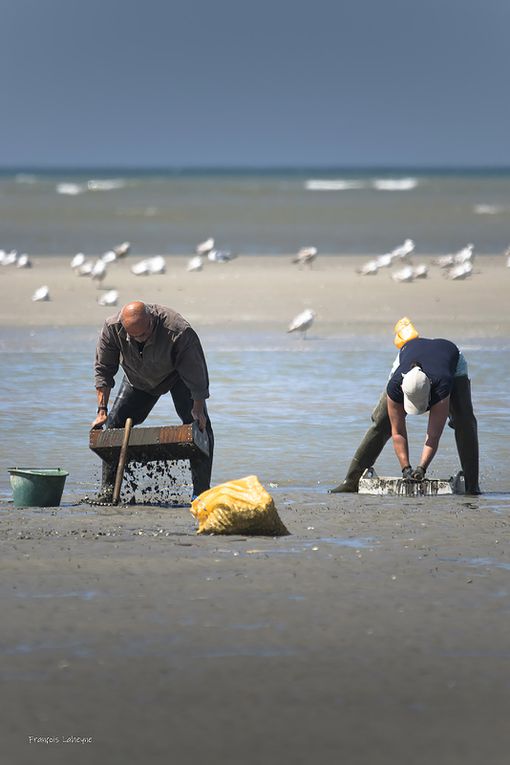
left=91, top=410, right=108, bottom=430
left=191, top=400, right=207, bottom=432
left=402, top=466, right=413, bottom=480
left=411, top=465, right=426, bottom=481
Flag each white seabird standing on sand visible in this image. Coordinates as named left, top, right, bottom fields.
left=16, top=254, right=32, bottom=268
left=71, top=253, right=86, bottom=270
left=32, top=285, right=50, bottom=302
left=91, top=259, right=107, bottom=287
left=412, top=264, right=428, bottom=279
left=187, top=256, right=203, bottom=272
left=287, top=308, right=316, bottom=338
left=130, top=256, right=166, bottom=275
left=454, top=243, right=474, bottom=264
left=101, top=250, right=117, bottom=264
left=113, top=241, right=131, bottom=258
left=196, top=237, right=214, bottom=255
left=98, top=289, right=119, bottom=306
left=375, top=253, right=394, bottom=268
left=1, top=250, right=18, bottom=266
left=208, top=249, right=236, bottom=263
left=447, top=263, right=473, bottom=280
left=432, top=254, right=455, bottom=268
left=392, top=265, right=414, bottom=283
left=391, top=239, right=415, bottom=261
left=77, top=260, right=94, bottom=276
left=358, top=259, right=379, bottom=276
left=292, top=246, right=318, bottom=268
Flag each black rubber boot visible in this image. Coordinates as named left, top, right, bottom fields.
left=189, top=418, right=214, bottom=498
left=449, top=376, right=480, bottom=495
left=97, top=461, right=116, bottom=503
left=330, top=390, right=392, bottom=493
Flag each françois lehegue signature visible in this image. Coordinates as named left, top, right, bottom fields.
left=27, top=735, right=93, bottom=745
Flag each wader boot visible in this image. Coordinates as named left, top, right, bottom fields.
left=330, top=390, right=392, bottom=492
left=97, top=460, right=116, bottom=504
left=189, top=417, right=214, bottom=498
left=449, top=376, right=480, bottom=495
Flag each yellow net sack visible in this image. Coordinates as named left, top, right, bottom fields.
left=190, top=475, right=289, bottom=536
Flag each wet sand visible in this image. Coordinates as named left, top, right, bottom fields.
left=2, top=253, right=510, bottom=763
left=1, top=492, right=509, bottom=765
left=1, top=254, right=509, bottom=337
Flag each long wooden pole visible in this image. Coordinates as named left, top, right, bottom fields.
left=112, top=418, right=133, bottom=506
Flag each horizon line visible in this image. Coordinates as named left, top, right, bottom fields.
left=2, top=163, right=510, bottom=174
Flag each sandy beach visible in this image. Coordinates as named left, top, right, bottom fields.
left=1, top=254, right=509, bottom=336
left=1, top=254, right=509, bottom=764
left=1, top=492, right=509, bottom=765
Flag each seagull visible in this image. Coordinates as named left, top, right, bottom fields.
left=131, top=259, right=151, bottom=276
left=113, top=241, right=131, bottom=258
left=392, top=265, right=414, bottom=283
left=32, top=285, right=50, bottom=302
left=77, top=260, right=94, bottom=276
left=505, top=246, right=510, bottom=267
left=207, top=249, right=236, bottom=263
left=1, top=250, right=18, bottom=266
left=447, top=263, right=473, bottom=280
left=98, top=289, right=119, bottom=306
left=375, top=253, right=394, bottom=268
left=412, top=264, right=428, bottom=279
left=130, top=256, right=166, bottom=275
left=91, top=259, right=107, bottom=287
left=292, top=246, right=318, bottom=268
left=391, top=238, right=415, bottom=261
left=187, top=255, right=203, bottom=272
left=147, top=255, right=166, bottom=274
left=16, top=254, right=32, bottom=268
left=101, top=250, right=117, bottom=264
left=454, top=243, right=474, bottom=264
left=432, top=254, right=455, bottom=268
left=71, top=253, right=86, bottom=270
left=287, top=308, right=316, bottom=338
left=196, top=237, right=214, bottom=255
left=358, top=259, right=379, bottom=276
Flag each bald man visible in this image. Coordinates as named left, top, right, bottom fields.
left=93, top=301, right=214, bottom=502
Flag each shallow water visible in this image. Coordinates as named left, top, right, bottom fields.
left=0, top=327, right=509, bottom=502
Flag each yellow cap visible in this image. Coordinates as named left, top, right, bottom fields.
left=393, top=316, right=419, bottom=348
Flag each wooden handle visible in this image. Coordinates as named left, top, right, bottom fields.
left=112, top=418, right=133, bottom=505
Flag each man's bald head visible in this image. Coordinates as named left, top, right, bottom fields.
left=120, top=302, right=153, bottom=341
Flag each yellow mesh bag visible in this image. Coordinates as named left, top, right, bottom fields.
left=190, top=475, right=289, bottom=536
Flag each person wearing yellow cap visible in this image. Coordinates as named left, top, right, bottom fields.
left=330, top=318, right=480, bottom=494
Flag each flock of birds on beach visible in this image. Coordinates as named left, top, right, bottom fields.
left=1, top=237, right=509, bottom=339
left=356, top=239, right=479, bottom=282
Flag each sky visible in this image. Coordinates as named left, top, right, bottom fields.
left=1, top=0, right=509, bottom=168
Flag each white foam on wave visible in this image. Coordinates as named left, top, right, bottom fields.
left=56, top=183, right=86, bottom=196
left=15, top=174, right=38, bottom=184
left=305, top=179, right=366, bottom=191
left=372, top=177, right=418, bottom=191
left=87, top=178, right=126, bottom=191
left=473, top=204, right=505, bottom=215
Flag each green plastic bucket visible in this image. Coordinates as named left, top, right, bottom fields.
left=8, top=468, right=69, bottom=507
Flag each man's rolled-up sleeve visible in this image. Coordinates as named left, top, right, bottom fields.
left=94, top=324, right=120, bottom=389
left=172, top=328, right=210, bottom=400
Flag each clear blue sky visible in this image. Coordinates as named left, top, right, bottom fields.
left=1, top=0, right=509, bottom=168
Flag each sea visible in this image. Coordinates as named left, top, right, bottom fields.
left=0, top=168, right=509, bottom=504
left=1, top=166, right=510, bottom=255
